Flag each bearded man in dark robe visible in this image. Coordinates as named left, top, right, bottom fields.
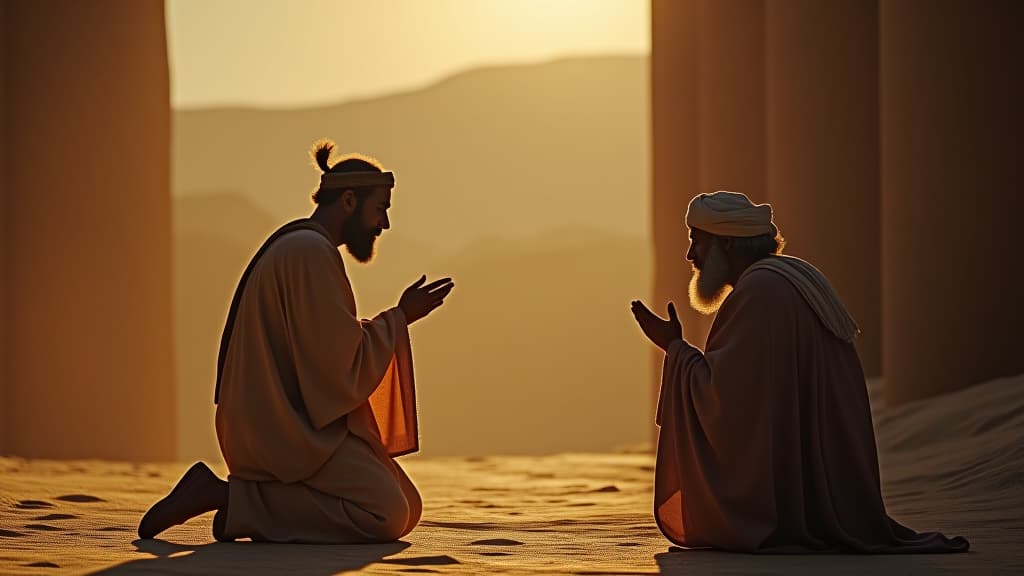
left=631, top=191, right=969, bottom=553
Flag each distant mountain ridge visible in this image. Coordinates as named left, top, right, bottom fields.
left=173, top=55, right=649, bottom=252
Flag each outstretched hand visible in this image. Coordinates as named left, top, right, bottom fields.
left=630, top=300, right=683, bottom=351
left=399, top=275, right=455, bottom=324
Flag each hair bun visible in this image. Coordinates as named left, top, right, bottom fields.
left=310, top=139, right=335, bottom=173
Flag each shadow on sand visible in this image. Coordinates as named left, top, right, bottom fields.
left=88, top=538, right=418, bottom=575
left=655, top=546, right=971, bottom=575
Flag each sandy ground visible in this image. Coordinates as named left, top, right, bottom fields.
left=2, top=376, right=1022, bottom=575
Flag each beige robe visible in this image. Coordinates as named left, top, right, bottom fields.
left=215, top=220, right=420, bottom=543
left=655, top=264, right=969, bottom=553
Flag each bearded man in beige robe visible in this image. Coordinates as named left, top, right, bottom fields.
left=631, top=191, right=968, bottom=553
left=139, top=140, right=454, bottom=543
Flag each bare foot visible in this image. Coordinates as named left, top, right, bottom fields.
left=138, top=462, right=228, bottom=539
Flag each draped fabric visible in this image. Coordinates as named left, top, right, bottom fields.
left=214, top=220, right=420, bottom=543
left=655, top=268, right=968, bottom=553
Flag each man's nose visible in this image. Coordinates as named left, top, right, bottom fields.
left=382, top=214, right=390, bottom=230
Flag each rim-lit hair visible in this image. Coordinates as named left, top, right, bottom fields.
left=725, top=231, right=787, bottom=260
left=309, top=139, right=384, bottom=206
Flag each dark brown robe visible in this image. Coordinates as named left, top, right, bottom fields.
left=655, top=267, right=969, bottom=553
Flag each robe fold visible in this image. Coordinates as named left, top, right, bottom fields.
left=655, top=266, right=969, bottom=553
left=215, top=219, right=420, bottom=543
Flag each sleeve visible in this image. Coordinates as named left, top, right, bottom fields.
left=654, top=270, right=799, bottom=550
left=363, top=308, right=419, bottom=457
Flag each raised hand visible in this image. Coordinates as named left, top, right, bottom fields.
left=398, top=275, right=455, bottom=324
left=630, top=300, right=683, bottom=351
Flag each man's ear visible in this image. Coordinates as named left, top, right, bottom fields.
left=341, top=189, right=357, bottom=213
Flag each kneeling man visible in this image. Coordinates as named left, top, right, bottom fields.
left=631, top=191, right=968, bottom=553
left=139, top=140, right=454, bottom=543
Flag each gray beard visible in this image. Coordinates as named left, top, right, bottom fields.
left=688, top=240, right=732, bottom=315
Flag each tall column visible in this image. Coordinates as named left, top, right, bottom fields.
left=4, top=1, right=175, bottom=459
left=764, top=0, right=882, bottom=376
left=881, top=1, right=1024, bottom=404
left=1, top=1, right=8, bottom=454
left=698, top=0, right=766, bottom=210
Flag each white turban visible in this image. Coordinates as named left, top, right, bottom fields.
left=685, top=191, right=777, bottom=238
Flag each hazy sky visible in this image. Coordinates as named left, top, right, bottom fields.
left=166, top=0, right=649, bottom=109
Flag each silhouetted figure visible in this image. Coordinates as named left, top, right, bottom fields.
left=139, top=140, right=453, bottom=543
left=631, top=191, right=968, bottom=553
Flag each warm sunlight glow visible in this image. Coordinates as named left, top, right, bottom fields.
left=3, top=2, right=1018, bottom=572
left=166, top=0, right=649, bottom=109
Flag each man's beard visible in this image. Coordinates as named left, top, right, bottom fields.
left=342, top=218, right=379, bottom=263
left=688, top=239, right=732, bottom=315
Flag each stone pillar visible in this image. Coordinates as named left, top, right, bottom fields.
left=764, top=0, right=882, bottom=376
left=698, top=0, right=766, bottom=209
left=3, top=0, right=175, bottom=459
left=881, top=0, right=1024, bottom=404
left=1, top=1, right=8, bottom=454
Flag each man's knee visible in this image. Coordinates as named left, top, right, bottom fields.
left=344, top=470, right=416, bottom=541
left=374, top=495, right=411, bottom=541
left=349, top=488, right=410, bottom=542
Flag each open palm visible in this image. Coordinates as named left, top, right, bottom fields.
left=630, top=300, right=683, bottom=351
